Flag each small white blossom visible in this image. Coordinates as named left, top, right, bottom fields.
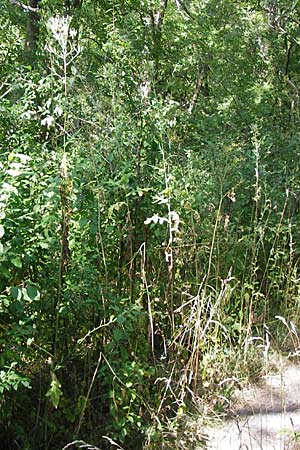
left=41, top=115, right=54, bottom=128
left=54, top=105, right=63, bottom=117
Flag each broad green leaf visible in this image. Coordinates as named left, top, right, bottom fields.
left=39, top=242, right=49, bottom=249
left=0, top=266, right=10, bottom=278
left=46, top=372, right=63, bottom=409
left=10, top=287, right=22, bottom=301
left=11, top=257, right=22, bottom=268
left=79, top=217, right=88, bottom=228
left=26, top=285, right=40, bottom=301
left=113, top=328, right=125, bottom=342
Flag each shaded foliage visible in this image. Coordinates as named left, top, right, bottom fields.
left=1, top=0, right=300, bottom=449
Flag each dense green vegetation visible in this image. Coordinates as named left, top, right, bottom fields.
left=1, top=0, right=300, bottom=448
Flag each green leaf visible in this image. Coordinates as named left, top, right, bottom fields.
left=10, top=287, right=22, bottom=301
left=116, top=315, right=126, bottom=324
left=46, top=372, right=63, bottom=409
left=22, top=287, right=40, bottom=302
left=39, top=242, right=49, bottom=249
left=11, top=257, right=22, bottom=268
left=79, top=217, right=88, bottom=228
left=113, top=328, right=125, bottom=342
left=26, top=285, right=40, bottom=301
left=77, top=395, right=87, bottom=412
left=0, top=265, right=10, bottom=278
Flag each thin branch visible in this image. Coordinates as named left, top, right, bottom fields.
left=188, top=70, right=205, bottom=114
left=287, top=76, right=299, bottom=95
left=153, top=0, right=168, bottom=29
left=0, top=78, right=9, bottom=91
left=61, top=440, right=101, bottom=450
left=284, top=40, right=294, bottom=76
left=0, top=87, right=12, bottom=100
left=9, top=0, right=38, bottom=12
left=77, top=317, right=117, bottom=344
left=140, top=242, right=155, bottom=359
left=102, top=436, right=125, bottom=450
left=75, top=352, right=102, bottom=436
left=268, top=20, right=300, bottom=48
left=175, top=0, right=193, bottom=19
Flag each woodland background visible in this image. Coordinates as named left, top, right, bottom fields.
left=1, top=0, right=300, bottom=449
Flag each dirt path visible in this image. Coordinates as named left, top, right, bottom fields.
left=206, top=364, right=300, bottom=449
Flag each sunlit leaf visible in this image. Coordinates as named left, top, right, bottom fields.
left=46, top=372, right=63, bottom=409
left=11, top=257, right=22, bottom=268
left=10, top=287, right=22, bottom=301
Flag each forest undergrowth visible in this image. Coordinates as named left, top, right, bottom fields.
left=1, top=1, right=300, bottom=449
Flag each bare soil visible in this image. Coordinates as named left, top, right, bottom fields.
left=206, top=361, right=300, bottom=449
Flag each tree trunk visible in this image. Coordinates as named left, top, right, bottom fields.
left=24, top=0, right=40, bottom=62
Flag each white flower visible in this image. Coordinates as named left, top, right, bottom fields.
left=54, top=105, right=63, bottom=117
left=41, top=115, right=54, bottom=128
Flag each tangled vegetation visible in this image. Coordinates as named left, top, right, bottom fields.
left=1, top=0, right=300, bottom=448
